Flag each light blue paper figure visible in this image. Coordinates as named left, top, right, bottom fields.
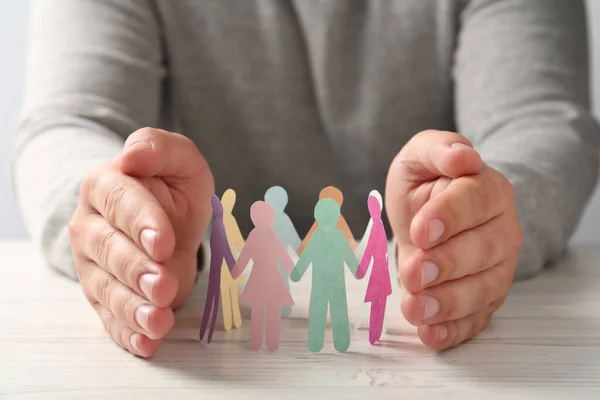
left=265, top=186, right=302, bottom=317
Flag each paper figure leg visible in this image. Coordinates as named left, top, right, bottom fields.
left=330, top=289, right=351, bottom=353
left=265, top=306, right=281, bottom=351
left=199, top=288, right=217, bottom=341
left=278, top=263, right=292, bottom=318
left=220, top=262, right=233, bottom=331
left=307, top=296, right=328, bottom=353
left=207, top=289, right=220, bottom=343
left=250, top=306, right=265, bottom=350
left=369, top=297, right=387, bottom=345
left=230, top=281, right=242, bottom=329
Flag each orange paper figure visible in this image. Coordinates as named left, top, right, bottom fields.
left=297, top=186, right=356, bottom=256
left=220, top=189, right=245, bottom=331
left=231, top=201, right=295, bottom=351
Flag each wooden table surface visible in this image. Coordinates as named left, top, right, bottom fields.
left=1, top=241, right=600, bottom=399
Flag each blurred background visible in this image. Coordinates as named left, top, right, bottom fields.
left=2, top=1, right=600, bottom=242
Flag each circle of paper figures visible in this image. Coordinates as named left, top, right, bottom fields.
left=200, top=186, right=390, bottom=353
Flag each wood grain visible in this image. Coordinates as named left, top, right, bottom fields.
left=1, top=241, right=600, bottom=399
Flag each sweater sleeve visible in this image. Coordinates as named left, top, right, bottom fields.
left=455, top=0, right=600, bottom=279
left=11, top=0, right=164, bottom=279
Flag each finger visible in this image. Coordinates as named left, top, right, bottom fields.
left=81, top=214, right=179, bottom=307
left=120, top=127, right=214, bottom=186
left=410, top=167, right=513, bottom=249
left=93, top=303, right=162, bottom=358
left=417, top=305, right=495, bottom=351
left=84, top=262, right=175, bottom=339
left=387, top=130, right=483, bottom=184
left=401, top=260, right=515, bottom=326
left=400, top=209, right=522, bottom=292
left=82, top=166, right=175, bottom=262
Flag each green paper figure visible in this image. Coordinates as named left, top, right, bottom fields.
left=290, top=198, right=359, bottom=352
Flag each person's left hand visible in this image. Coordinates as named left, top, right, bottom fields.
left=385, top=129, right=523, bottom=350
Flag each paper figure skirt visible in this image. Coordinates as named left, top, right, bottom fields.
left=364, top=259, right=393, bottom=302
left=239, top=269, right=295, bottom=307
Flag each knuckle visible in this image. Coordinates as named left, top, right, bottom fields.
left=97, top=273, right=118, bottom=308
left=129, top=127, right=159, bottom=142
left=120, top=290, right=138, bottom=321
left=103, top=183, right=127, bottom=223
left=121, top=254, right=141, bottom=288
left=443, top=289, right=460, bottom=320
left=94, top=226, right=118, bottom=268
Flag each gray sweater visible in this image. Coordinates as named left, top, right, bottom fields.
left=11, top=0, right=600, bottom=281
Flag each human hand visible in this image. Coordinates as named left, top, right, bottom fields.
left=385, top=130, right=522, bottom=350
left=69, top=128, right=214, bottom=357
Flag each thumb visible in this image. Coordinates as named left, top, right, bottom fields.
left=118, top=127, right=215, bottom=245
left=119, top=128, right=213, bottom=184
left=389, top=130, right=483, bottom=183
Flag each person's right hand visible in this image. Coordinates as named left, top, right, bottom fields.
left=68, top=128, right=214, bottom=358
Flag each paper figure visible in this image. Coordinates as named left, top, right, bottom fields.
left=231, top=201, right=295, bottom=351
left=264, top=186, right=302, bottom=317
left=356, top=193, right=391, bottom=344
left=297, top=186, right=356, bottom=256
left=291, top=198, right=359, bottom=353
left=199, top=195, right=235, bottom=343
left=355, top=190, right=384, bottom=257
left=354, top=190, right=387, bottom=331
left=220, top=189, right=245, bottom=331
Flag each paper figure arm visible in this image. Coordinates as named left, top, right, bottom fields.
left=231, top=237, right=252, bottom=279
left=224, top=242, right=236, bottom=271
left=278, top=239, right=295, bottom=276
left=291, top=239, right=314, bottom=282
left=356, top=235, right=375, bottom=279
left=232, top=223, right=245, bottom=256
left=343, top=236, right=360, bottom=278
left=288, top=220, right=302, bottom=252
left=338, top=217, right=357, bottom=251
left=297, top=222, right=317, bottom=255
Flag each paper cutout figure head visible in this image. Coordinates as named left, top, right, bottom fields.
left=319, top=186, right=343, bottom=205
left=265, top=186, right=288, bottom=211
left=221, top=188, right=236, bottom=214
left=314, top=198, right=340, bottom=229
left=367, top=195, right=382, bottom=219
left=212, top=195, right=224, bottom=220
left=251, top=200, right=276, bottom=228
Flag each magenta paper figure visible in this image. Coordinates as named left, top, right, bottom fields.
left=199, top=195, right=235, bottom=343
left=231, top=201, right=295, bottom=351
left=356, top=194, right=391, bottom=345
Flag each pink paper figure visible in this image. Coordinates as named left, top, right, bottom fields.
left=199, top=195, right=235, bottom=343
left=231, top=201, right=295, bottom=351
left=356, top=194, right=391, bottom=345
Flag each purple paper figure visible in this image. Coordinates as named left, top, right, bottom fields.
left=199, top=195, right=235, bottom=343
left=356, top=194, right=391, bottom=345
left=231, top=201, right=295, bottom=351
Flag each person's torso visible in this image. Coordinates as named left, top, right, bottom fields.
left=156, top=0, right=463, bottom=237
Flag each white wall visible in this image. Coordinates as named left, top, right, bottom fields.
left=1, top=1, right=600, bottom=242
left=0, top=0, right=29, bottom=239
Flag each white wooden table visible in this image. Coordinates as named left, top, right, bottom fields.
left=1, top=241, right=600, bottom=399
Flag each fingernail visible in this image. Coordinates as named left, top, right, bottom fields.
left=125, top=140, right=153, bottom=151
left=437, top=325, right=448, bottom=342
left=450, top=142, right=472, bottom=151
left=130, top=333, right=143, bottom=352
left=421, top=261, right=439, bottom=288
left=428, top=219, right=444, bottom=244
left=135, top=305, right=152, bottom=331
left=141, top=229, right=157, bottom=256
left=423, top=295, right=440, bottom=320
left=139, top=274, right=158, bottom=301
